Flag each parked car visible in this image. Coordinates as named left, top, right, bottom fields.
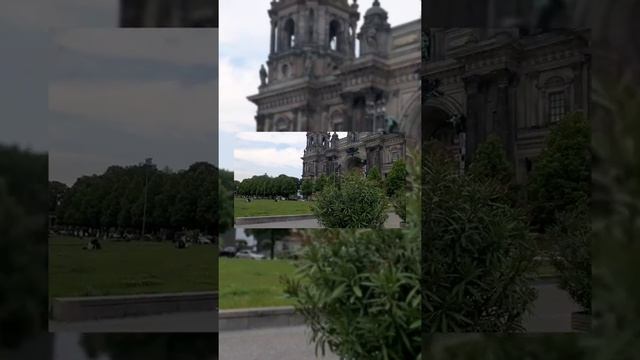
left=235, top=250, right=265, bottom=260
left=220, top=246, right=237, bottom=257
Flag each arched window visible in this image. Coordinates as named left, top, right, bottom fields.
left=329, top=20, right=341, bottom=51
left=284, top=18, right=295, bottom=49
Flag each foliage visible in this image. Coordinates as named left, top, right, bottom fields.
left=284, top=230, right=420, bottom=359
left=386, top=160, right=408, bottom=197
left=218, top=169, right=234, bottom=235
left=0, top=146, right=47, bottom=349
left=53, top=162, right=219, bottom=235
left=468, top=134, right=513, bottom=186
left=392, top=193, right=407, bottom=223
left=314, top=174, right=331, bottom=193
left=550, top=199, right=591, bottom=312
left=237, top=174, right=298, bottom=198
left=312, top=173, right=389, bottom=228
left=301, top=178, right=314, bottom=198
left=366, top=166, right=383, bottom=187
left=283, top=153, right=422, bottom=359
left=422, top=145, right=537, bottom=332
left=527, top=112, right=591, bottom=231
left=243, top=229, right=290, bottom=259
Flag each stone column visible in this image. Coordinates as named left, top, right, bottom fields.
left=270, top=20, right=276, bottom=53
left=494, top=69, right=514, bottom=162
left=464, top=75, right=483, bottom=164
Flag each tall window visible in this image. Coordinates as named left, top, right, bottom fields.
left=284, top=19, right=295, bottom=49
left=548, top=91, right=566, bottom=123
left=329, top=20, right=341, bottom=51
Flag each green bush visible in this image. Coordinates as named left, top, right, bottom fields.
left=550, top=199, right=591, bottom=312
left=366, top=166, right=383, bottom=187
left=386, top=160, right=408, bottom=197
left=423, top=146, right=537, bottom=332
left=468, top=134, right=513, bottom=186
left=284, top=159, right=421, bottom=359
left=284, top=230, right=420, bottom=359
left=527, top=112, right=590, bottom=231
left=312, top=173, right=389, bottom=228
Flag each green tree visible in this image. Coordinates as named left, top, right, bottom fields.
left=527, top=112, right=590, bottom=231
left=468, top=134, right=513, bottom=186
left=314, top=174, right=330, bottom=193
left=284, top=156, right=421, bottom=359
left=312, top=173, right=389, bottom=228
left=366, top=166, right=383, bottom=187
left=423, top=146, right=536, bottom=332
left=301, top=179, right=314, bottom=198
left=385, top=160, right=407, bottom=197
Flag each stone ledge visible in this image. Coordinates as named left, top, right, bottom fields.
left=219, top=306, right=305, bottom=331
left=50, top=291, right=218, bottom=321
left=235, top=214, right=316, bottom=226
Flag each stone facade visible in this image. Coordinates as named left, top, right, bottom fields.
left=248, top=0, right=421, bottom=145
left=301, top=131, right=405, bottom=181
left=423, top=28, right=590, bottom=183
left=119, top=0, right=217, bottom=27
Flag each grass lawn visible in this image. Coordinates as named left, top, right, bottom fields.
left=219, top=258, right=297, bottom=309
left=234, top=198, right=314, bottom=218
left=49, top=236, right=217, bottom=298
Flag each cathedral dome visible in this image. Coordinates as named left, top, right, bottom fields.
left=364, top=0, right=387, bottom=17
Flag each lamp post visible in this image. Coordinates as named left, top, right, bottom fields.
left=141, top=157, right=153, bottom=237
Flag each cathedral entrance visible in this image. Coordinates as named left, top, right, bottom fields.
left=423, top=106, right=461, bottom=158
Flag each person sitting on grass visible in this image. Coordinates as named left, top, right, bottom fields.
left=83, top=238, right=102, bottom=251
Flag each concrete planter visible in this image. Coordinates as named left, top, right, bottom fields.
left=571, top=311, right=591, bottom=332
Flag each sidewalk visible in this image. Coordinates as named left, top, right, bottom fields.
left=219, top=326, right=338, bottom=360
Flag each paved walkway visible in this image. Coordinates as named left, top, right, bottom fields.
left=524, top=281, right=582, bottom=332
left=219, top=326, right=338, bottom=360
left=239, top=213, right=402, bottom=229
left=49, top=311, right=218, bottom=333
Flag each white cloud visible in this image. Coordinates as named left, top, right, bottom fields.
left=219, top=57, right=261, bottom=133
left=236, top=132, right=306, bottom=146
left=234, top=147, right=303, bottom=169
left=53, top=29, right=218, bottom=66
left=49, top=79, right=218, bottom=140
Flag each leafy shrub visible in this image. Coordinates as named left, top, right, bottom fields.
left=386, top=160, right=408, bottom=197
left=392, top=193, right=407, bottom=223
left=312, top=173, right=389, bottom=228
left=366, top=166, right=383, bottom=187
left=284, top=159, right=421, bottom=359
left=468, top=134, right=513, bottom=186
left=527, top=112, right=590, bottom=231
left=550, top=199, right=591, bottom=312
left=423, top=146, right=537, bottom=332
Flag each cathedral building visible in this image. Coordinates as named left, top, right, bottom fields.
left=423, top=28, right=590, bottom=183
left=248, top=0, right=421, bottom=144
left=301, top=131, right=405, bottom=181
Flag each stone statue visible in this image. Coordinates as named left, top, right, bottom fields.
left=366, top=27, right=377, bottom=49
left=304, top=54, right=315, bottom=78
left=259, top=64, right=268, bottom=86
left=384, top=116, right=399, bottom=134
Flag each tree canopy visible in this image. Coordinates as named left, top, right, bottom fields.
left=53, top=162, right=222, bottom=235
left=236, top=174, right=298, bottom=198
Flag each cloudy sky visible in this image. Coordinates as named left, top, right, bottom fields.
left=219, top=0, right=421, bottom=172
left=49, top=29, right=218, bottom=185
left=0, top=1, right=121, bottom=151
